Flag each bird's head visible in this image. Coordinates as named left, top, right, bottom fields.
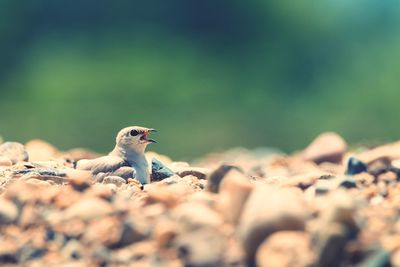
left=116, top=126, right=157, bottom=153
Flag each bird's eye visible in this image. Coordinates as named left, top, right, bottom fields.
left=130, top=130, right=139, bottom=136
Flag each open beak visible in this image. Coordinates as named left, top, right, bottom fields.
left=141, top=129, right=157, bottom=143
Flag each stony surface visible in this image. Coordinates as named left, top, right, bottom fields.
left=1, top=131, right=400, bottom=266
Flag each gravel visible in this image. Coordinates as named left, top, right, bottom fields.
left=0, top=132, right=399, bottom=266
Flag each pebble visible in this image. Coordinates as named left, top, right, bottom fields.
left=238, top=186, right=307, bottom=263
left=0, top=142, right=29, bottom=164
left=207, top=164, right=242, bottom=193
left=0, top=198, right=18, bottom=224
left=25, top=139, right=60, bottom=161
left=303, top=132, right=347, bottom=164
left=218, top=169, right=254, bottom=224
left=173, top=202, right=223, bottom=230
left=103, top=176, right=127, bottom=187
left=317, top=223, right=349, bottom=267
left=63, top=197, right=114, bottom=221
left=151, top=158, right=175, bottom=181
left=346, top=156, right=368, bottom=175
left=174, top=228, right=225, bottom=267
left=256, top=231, right=314, bottom=267
left=0, top=156, right=12, bottom=167
left=175, top=167, right=209, bottom=180
left=1, top=135, right=400, bottom=265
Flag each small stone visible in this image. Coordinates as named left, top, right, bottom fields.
left=174, top=228, right=225, bottom=267
left=368, top=157, right=392, bottom=177
left=67, top=169, right=92, bottom=191
left=219, top=170, right=254, bottom=224
left=173, top=202, right=223, bottom=230
left=151, top=158, right=175, bottom=181
left=303, top=132, right=347, bottom=164
left=63, top=197, right=114, bottom=221
left=206, top=164, right=242, bottom=193
left=280, top=172, right=322, bottom=190
left=0, top=142, right=29, bottom=164
left=25, top=139, right=60, bottom=161
left=0, top=198, right=18, bottom=224
left=317, top=223, right=349, bottom=267
left=176, top=167, right=209, bottom=180
left=0, top=156, right=12, bottom=167
left=103, top=176, right=127, bottom=187
left=238, top=186, right=307, bottom=263
left=346, top=157, right=368, bottom=175
left=361, top=249, right=391, bottom=267
left=338, top=177, right=357, bottom=189
left=256, top=231, right=314, bottom=267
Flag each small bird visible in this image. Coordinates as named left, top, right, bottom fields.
left=75, top=126, right=157, bottom=184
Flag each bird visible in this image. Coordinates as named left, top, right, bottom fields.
left=75, top=126, right=157, bottom=184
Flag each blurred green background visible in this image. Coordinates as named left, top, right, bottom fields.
left=1, top=1, right=399, bottom=160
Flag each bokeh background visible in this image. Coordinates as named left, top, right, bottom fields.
left=1, top=1, right=400, bottom=160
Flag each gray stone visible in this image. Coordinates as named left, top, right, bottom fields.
left=151, top=158, right=175, bottom=181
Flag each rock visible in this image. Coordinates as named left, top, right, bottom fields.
left=103, top=176, right=127, bottom=187
left=238, top=186, right=307, bottom=263
left=361, top=249, right=391, bottom=267
left=317, top=223, right=349, bottom=267
left=303, top=132, right=347, bottom=164
left=13, top=168, right=67, bottom=177
left=63, top=197, right=114, bottom=221
left=218, top=169, right=254, bottom=224
left=321, top=191, right=358, bottom=233
left=151, top=158, right=175, bottom=181
left=368, top=157, right=392, bottom=177
left=0, top=198, right=18, bottom=224
left=280, top=172, right=323, bottom=190
left=0, top=142, right=29, bottom=164
left=83, top=216, right=147, bottom=249
left=173, top=202, right=223, bottom=230
left=25, top=139, right=59, bottom=161
left=0, top=156, right=12, bottom=167
left=176, top=167, right=209, bottom=180
left=174, top=228, right=225, bottom=267
left=206, top=164, right=242, bottom=193
left=256, top=231, right=314, bottom=267
left=145, top=184, right=190, bottom=207
left=346, top=157, right=368, bottom=175
left=338, top=177, right=357, bottom=189
left=66, top=169, right=93, bottom=191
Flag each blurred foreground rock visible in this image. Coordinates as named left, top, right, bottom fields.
left=0, top=132, right=400, bottom=266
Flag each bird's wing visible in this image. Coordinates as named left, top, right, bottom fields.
left=76, top=156, right=130, bottom=175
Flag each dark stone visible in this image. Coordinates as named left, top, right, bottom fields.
left=13, top=168, right=67, bottom=177
left=151, top=158, right=175, bottom=181
left=346, top=157, right=368, bottom=175
left=0, top=142, right=29, bottom=164
left=338, top=177, right=357, bottom=189
left=368, top=157, right=391, bottom=177
left=361, top=249, right=391, bottom=267
left=317, top=224, right=348, bottom=267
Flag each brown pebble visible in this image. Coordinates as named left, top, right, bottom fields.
left=256, top=231, right=314, bottom=267
left=303, top=132, right=347, bottom=164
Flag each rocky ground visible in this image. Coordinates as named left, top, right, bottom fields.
left=0, top=132, right=399, bottom=266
